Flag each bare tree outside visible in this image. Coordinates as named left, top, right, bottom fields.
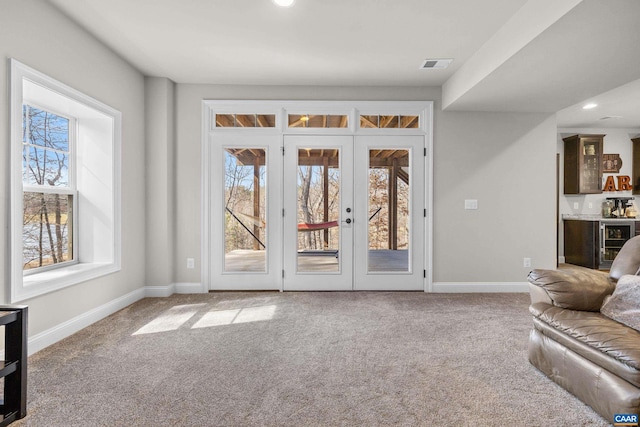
left=297, top=163, right=340, bottom=252
left=22, top=105, right=73, bottom=270
left=368, top=168, right=409, bottom=250
left=368, top=168, right=391, bottom=249
left=223, top=148, right=267, bottom=271
left=294, top=150, right=409, bottom=253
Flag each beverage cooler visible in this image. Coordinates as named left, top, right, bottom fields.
left=600, top=221, right=635, bottom=269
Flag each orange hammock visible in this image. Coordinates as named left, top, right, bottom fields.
left=298, top=220, right=339, bottom=232
left=229, top=209, right=338, bottom=232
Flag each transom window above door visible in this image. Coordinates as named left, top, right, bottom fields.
left=206, top=101, right=431, bottom=134
left=359, top=114, right=419, bottom=129
left=288, top=114, right=349, bottom=128
left=215, top=113, right=276, bottom=128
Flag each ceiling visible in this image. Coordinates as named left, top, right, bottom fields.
left=47, top=0, right=640, bottom=128
left=556, top=79, right=640, bottom=130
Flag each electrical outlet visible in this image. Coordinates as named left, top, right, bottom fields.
left=186, top=258, right=195, bottom=269
left=573, top=202, right=579, bottom=210
left=588, top=202, right=593, bottom=209
left=523, top=257, right=531, bottom=268
left=464, top=199, right=478, bottom=210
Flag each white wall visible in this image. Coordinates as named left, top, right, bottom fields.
left=557, top=127, right=640, bottom=257
left=434, top=112, right=557, bottom=282
left=145, top=77, right=176, bottom=289
left=174, top=85, right=557, bottom=286
left=0, top=0, right=146, bottom=339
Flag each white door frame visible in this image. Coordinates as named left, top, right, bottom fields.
left=202, top=100, right=434, bottom=292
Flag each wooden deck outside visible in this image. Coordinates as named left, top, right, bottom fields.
left=224, top=249, right=409, bottom=273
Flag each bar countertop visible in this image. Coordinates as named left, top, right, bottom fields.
left=563, top=214, right=638, bottom=221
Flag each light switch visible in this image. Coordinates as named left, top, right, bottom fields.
left=464, top=199, right=478, bottom=210
left=186, top=258, right=195, bottom=269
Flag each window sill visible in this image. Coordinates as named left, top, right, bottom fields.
left=15, top=262, right=120, bottom=302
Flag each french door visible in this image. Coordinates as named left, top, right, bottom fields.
left=209, top=134, right=282, bottom=290
left=283, top=136, right=354, bottom=290
left=283, top=135, right=425, bottom=290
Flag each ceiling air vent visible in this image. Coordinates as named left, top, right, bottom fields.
left=420, top=58, right=453, bottom=69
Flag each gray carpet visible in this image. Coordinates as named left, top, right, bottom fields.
left=15, top=292, right=608, bottom=426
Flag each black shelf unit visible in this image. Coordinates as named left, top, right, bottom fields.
left=0, top=306, right=27, bottom=427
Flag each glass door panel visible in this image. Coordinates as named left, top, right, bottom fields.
left=296, top=148, right=341, bottom=272
left=368, top=149, right=410, bottom=272
left=224, top=148, right=266, bottom=272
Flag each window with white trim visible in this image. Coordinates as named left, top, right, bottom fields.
left=22, top=105, right=77, bottom=272
left=10, top=60, right=122, bottom=302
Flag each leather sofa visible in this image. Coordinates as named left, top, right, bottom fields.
left=527, top=236, right=640, bottom=422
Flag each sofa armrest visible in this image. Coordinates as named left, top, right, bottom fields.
left=527, top=269, right=615, bottom=311
left=529, top=282, right=552, bottom=306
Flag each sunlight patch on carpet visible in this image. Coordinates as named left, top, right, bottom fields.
left=132, top=303, right=207, bottom=335
left=191, top=305, right=277, bottom=329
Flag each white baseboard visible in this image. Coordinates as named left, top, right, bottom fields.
left=144, top=282, right=206, bottom=297
left=175, top=282, right=207, bottom=293
left=558, top=256, right=566, bottom=264
left=431, top=282, right=529, bottom=293
left=144, top=284, right=176, bottom=297
left=27, top=288, right=145, bottom=356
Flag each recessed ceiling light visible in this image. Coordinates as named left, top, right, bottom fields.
left=419, top=59, right=453, bottom=69
left=273, top=0, right=295, bottom=7
left=582, top=103, right=598, bottom=110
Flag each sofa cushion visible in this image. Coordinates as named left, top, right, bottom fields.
left=528, top=269, right=615, bottom=311
left=531, top=302, right=640, bottom=387
left=529, top=328, right=640, bottom=421
left=601, top=274, right=640, bottom=332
